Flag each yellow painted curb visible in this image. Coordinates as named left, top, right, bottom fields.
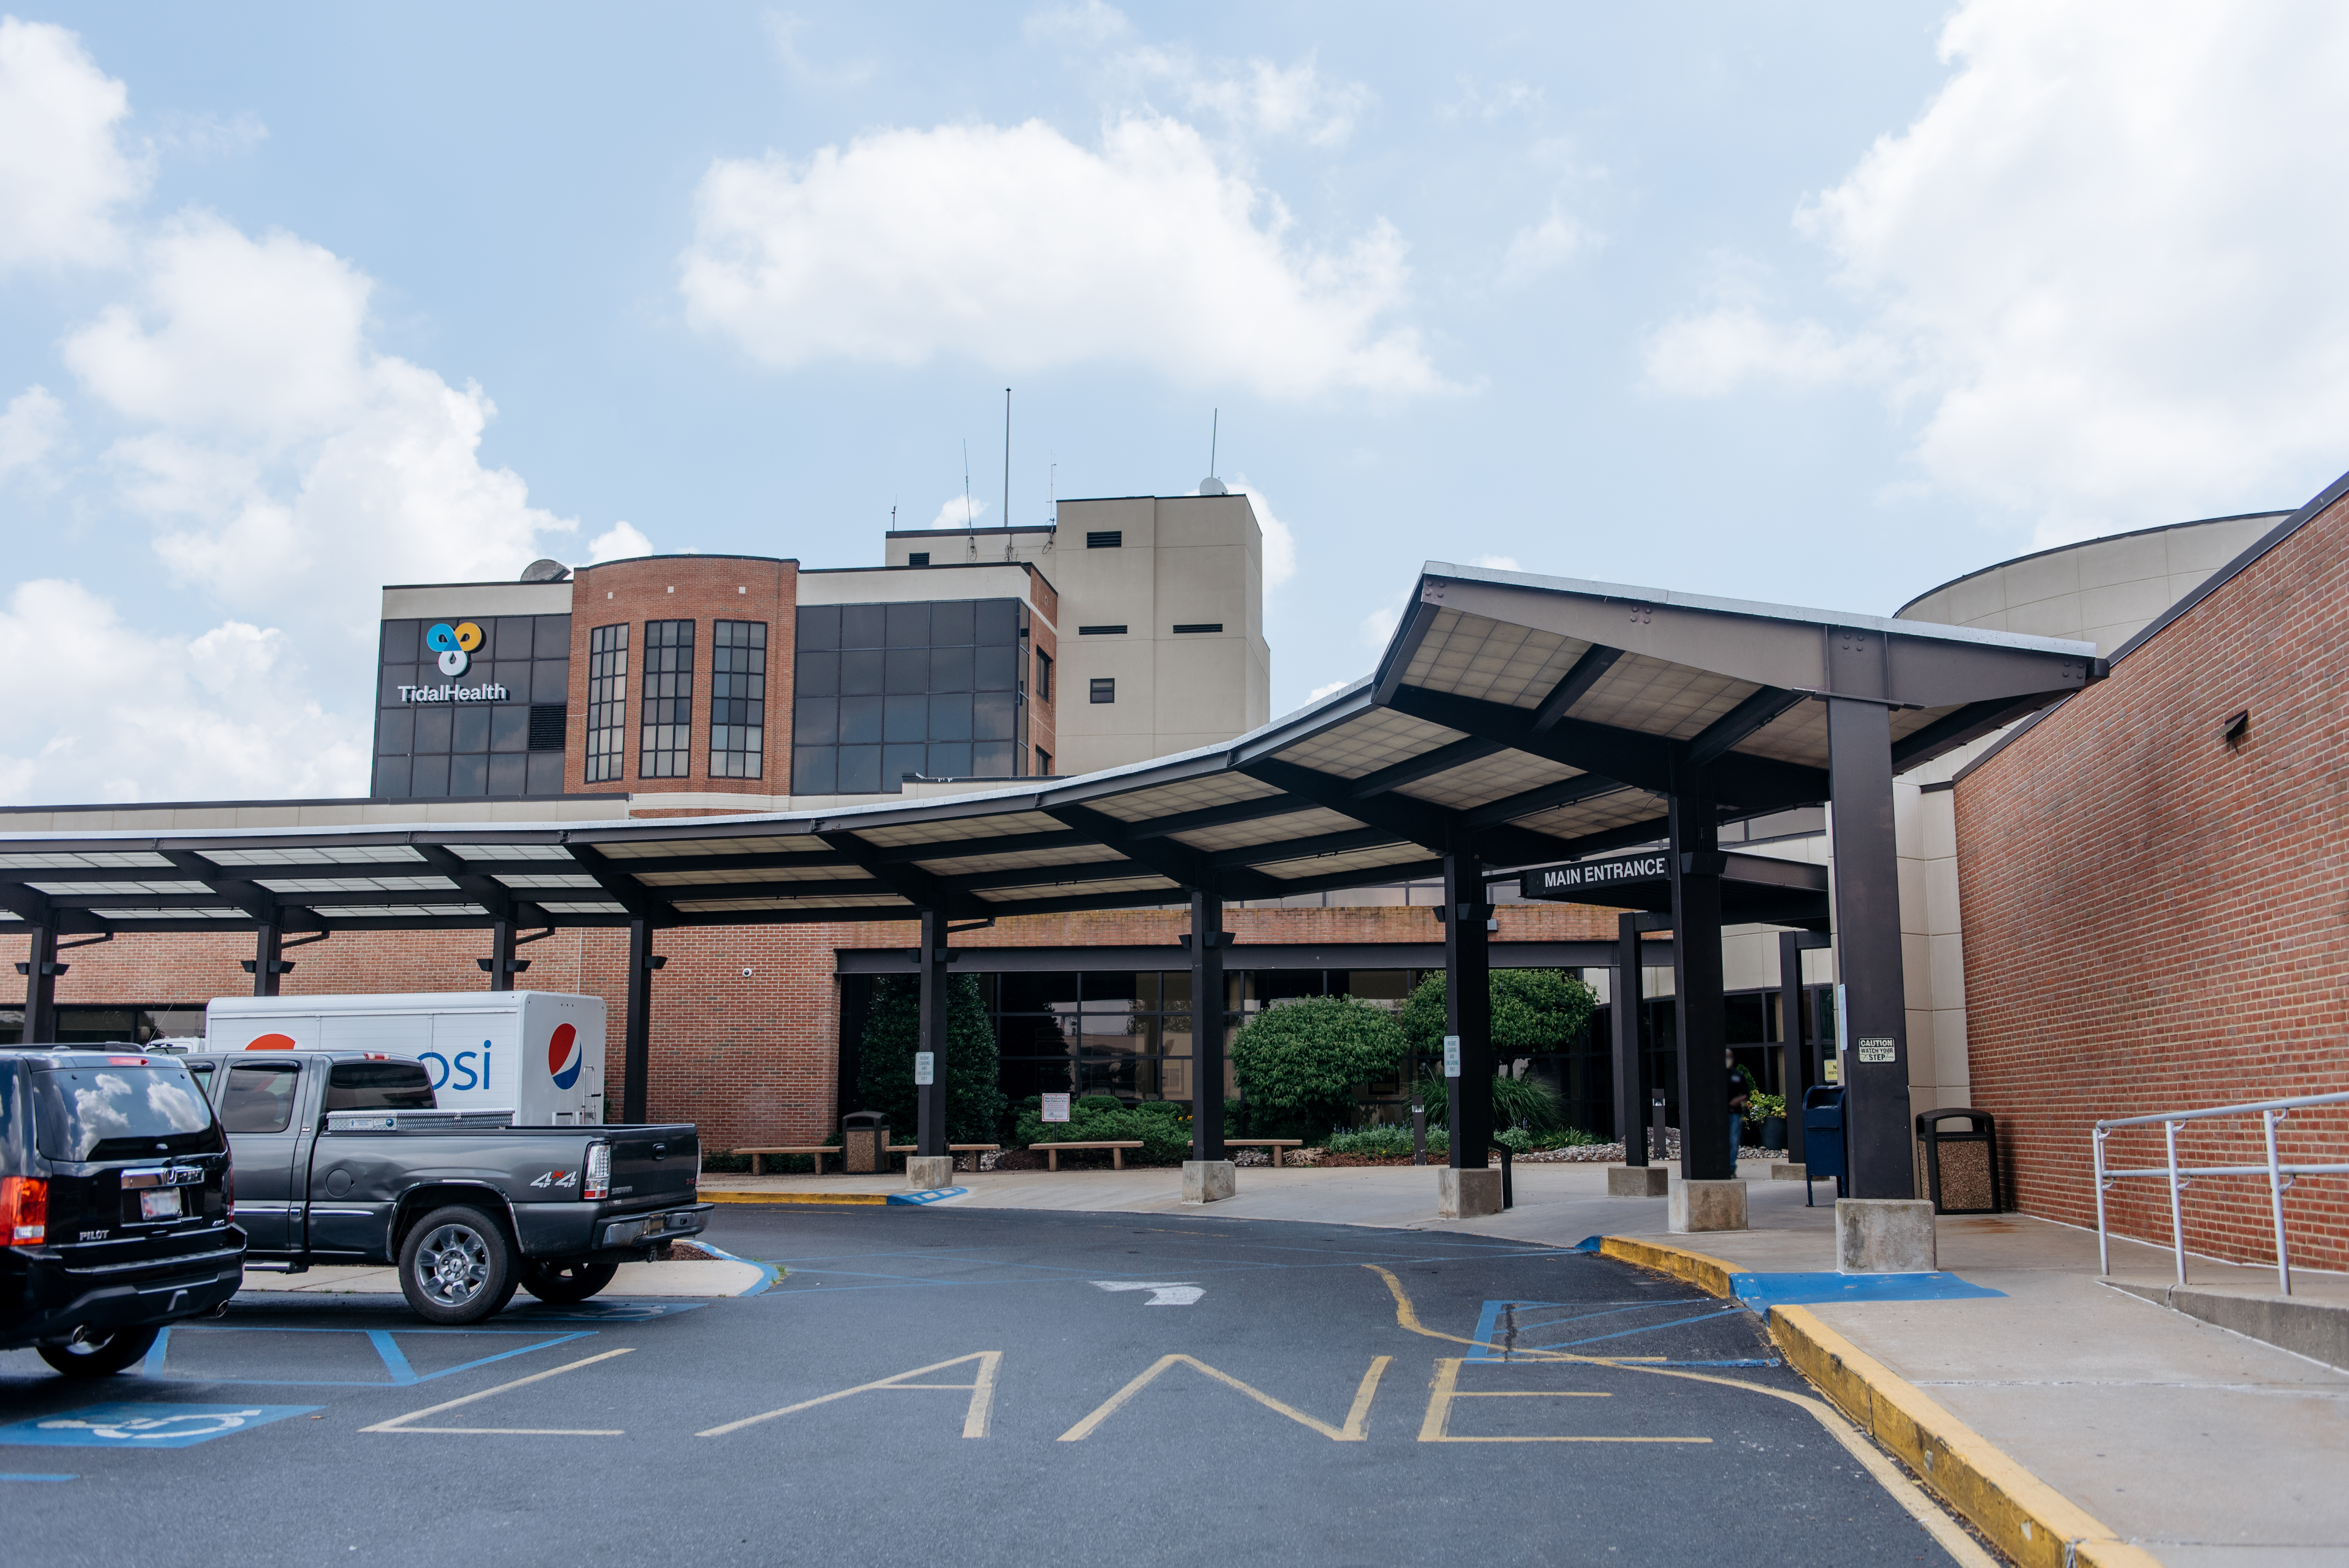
left=1600, top=1235, right=2163, bottom=1568
left=700, top=1190, right=889, bottom=1205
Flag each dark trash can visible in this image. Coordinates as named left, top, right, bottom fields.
left=1802, top=1087, right=1846, bottom=1206
left=1914, top=1108, right=2002, bottom=1215
left=842, top=1110, right=890, bottom=1175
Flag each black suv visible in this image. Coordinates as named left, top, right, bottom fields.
left=1, top=1047, right=245, bottom=1375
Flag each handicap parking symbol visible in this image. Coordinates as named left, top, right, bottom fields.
left=0, top=1403, right=320, bottom=1449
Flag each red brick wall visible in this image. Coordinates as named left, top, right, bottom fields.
left=12, top=898, right=1620, bottom=1154
left=1957, top=492, right=2349, bottom=1271
left=566, top=555, right=797, bottom=794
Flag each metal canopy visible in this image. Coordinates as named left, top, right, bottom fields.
left=0, top=562, right=2098, bottom=937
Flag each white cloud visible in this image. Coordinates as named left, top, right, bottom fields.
left=1115, top=47, right=1374, bottom=149
left=1359, top=589, right=1408, bottom=649
left=1472, top=554, right=1521, bottom=571
left=1499, top=204, right=1592, bottom=285
left=929, top=494, right=988, bottom=529
left=680, top=116, right=1445, bottom=400
left=1643, top=305, right=1896, bottom=398
left=1025, top=1, right=1133, bottom=47
left=0, top=16, right=150, bottom=270
left=1223, top=473, right=1294, bottom=589
left=0, top=385, right=67, bottom=481
left=0, top=580, right=368, bottom=803
left=587, top=520, right=653, bottom=562
left=1306, top=677, right=1353, bottom=702
left=1647, top=0, right=2349, bottom=533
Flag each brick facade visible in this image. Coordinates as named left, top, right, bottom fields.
left=1957, top=491, right=2349, bottom=1271
left=13, top=899, right=1621, bottom=1155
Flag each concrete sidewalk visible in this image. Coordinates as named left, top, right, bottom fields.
left=707, top=1161, right=2349, bottom=1565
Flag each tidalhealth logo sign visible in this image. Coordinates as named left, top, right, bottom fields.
left=426, top=621, right=484, bottom=676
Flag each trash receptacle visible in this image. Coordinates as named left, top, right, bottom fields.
left=1914, top=1108, right=2002, bottom=1215
left=1802, top=1087, right=1846, bottom=1207
left=842, top=1110, right=890, bottom=1175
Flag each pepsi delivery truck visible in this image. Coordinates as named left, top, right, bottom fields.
left=199, top=992, right=606, bottom=1125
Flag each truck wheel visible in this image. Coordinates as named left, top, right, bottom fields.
left=520, top=1258, right=620, bottom=1304
left=39, top=1326, right=160, bottom=1378
left=399, top=1205, right=518, bottom=1325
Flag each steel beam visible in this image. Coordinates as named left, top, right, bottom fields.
left=1613, top=912, right=1647, bottom=1164
left=1670, top=763, right=1733, bottom=1182
left=1531, top=644, right=1625, bottom=733
left=1188, top=890, right=1227, bottom=1161
left=21, top=925, right=58, bottom=1043
left=917, top=909, right=950, bottom=1157
left=1444, top=845, right=1493, bottom=1168
left=818, top=831, right=991, bottom=920
left=1688, top=686, right=1807, bottom=768
left=1121, top=792, right=1310, bottom=841
left=1827, top=697, right=1914, bottom=1199
left=623, top=918, right=656, bottom=1125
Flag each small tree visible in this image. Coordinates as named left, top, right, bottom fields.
left=1230, top=995, right=1407, bottom=1134
left=856, top=975, right=1007, bottom=1144
left=1401, top=968, right=1599, bottom=1055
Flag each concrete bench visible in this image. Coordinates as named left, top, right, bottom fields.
left=1224, top=1138, right=1306, bottom=1168
left=1029, top=1139, right=1145, bottom=1171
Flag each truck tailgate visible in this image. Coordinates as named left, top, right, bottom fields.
left=603, top=1123, right=698, bottom=1209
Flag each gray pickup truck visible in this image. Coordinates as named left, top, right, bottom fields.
left=181, top=1050, right=710, bottom=1324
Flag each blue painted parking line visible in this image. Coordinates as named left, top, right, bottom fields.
left=887, top=1186, right=969, bottom=1206
left=139, top=1325, right=598, bottom=1387
left=673, top=1239, right=782, bottom=1294
left=2, top=1472, right=77, bottom=1481
left=1467, top=1298, right=1774, bottom=1364
left=0, top=1404, right=320, bottom=1449
left=1729, top=1272, right=2005, bottom=1308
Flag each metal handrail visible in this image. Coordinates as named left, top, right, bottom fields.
left=2093, top=1089, right=2349, bottom=1294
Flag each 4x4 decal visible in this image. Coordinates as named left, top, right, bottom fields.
left=528, top=1169, right=579, bottom=1190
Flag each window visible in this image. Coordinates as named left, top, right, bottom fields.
left=1091, top=678, right=1116, bottom=704
left=639, top=618, right=695, bottom=778
left=709, top=620, right=767, bottom=779
left=219, top=1063, right=301, bottom=1135
left=1086, top=530, right=1122, bottom=549
left=326, top=1061, right=435, bottom=1111
left=907, top=551, right=931, bottom=566
left=1035, top=650, right=1053, bottom=703
left=1035, top=747, right=1052, bottom=775
left=529, top=704, right=567, bottom=750
left=792, top=597, right=1029, bottom=793
left=1172, top=623, right=1223, bottom=634
left=585, top=623, right=629, bottom=783
left=1078, top=625, right=1127, bottom=636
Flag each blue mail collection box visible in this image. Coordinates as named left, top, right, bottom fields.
left=1802, top=1086, right=1847, bottom=1203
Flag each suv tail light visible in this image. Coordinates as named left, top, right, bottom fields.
left=0, top=1177, right=47, bottom=1246
left=223, top=1159, right=235, bottom=1219
left=583, top=1142, right=611, bottom=1201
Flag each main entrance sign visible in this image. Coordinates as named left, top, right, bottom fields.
left=1518, top=852, right=1673, bottom=900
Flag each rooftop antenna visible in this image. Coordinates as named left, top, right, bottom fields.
left=962, top=439, right=973, bottom=531
left=1201, top=408, right=1227, bottom=495
left=1003, top=388, right=1013, bottom=560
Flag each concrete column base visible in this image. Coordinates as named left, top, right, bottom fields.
left=1437, top=1168, right=1503, bottom=1219
left=1182, top=1160, right=1236, bottom=1204
left=1770, top=1163, right=1809, bottom=1182
left=905, top=1156, right=955, bottom=1191
left=1836, top=1198, right=1937, bottom=1273
left=1607, top=1165, right=1670, bottom=1197
left=1668, top=1178, right=1748, bottom=1233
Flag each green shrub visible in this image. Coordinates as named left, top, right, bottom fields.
left=1230, top=995, right=1407, bottom=1129
left=1414, top=1068, right=1568, bottom=1135
left=1326, top=1125, right=1448, bottom=1157
left=856, top=975, right=1007, bottom=1146
left=1013, top=1094, right=1191, bottom=1162
left=1400, top=968, right=1599, bottom=1056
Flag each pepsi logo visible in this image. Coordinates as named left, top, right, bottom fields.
left=245, top=1033, right=299, bottom=1052
left=547, top=1023, right=582, bottom=1090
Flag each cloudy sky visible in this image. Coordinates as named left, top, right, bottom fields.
left=4, top=2, right=2347, bottom=803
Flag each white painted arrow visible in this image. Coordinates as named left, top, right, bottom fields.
left=1092, top=1281, right=1204, bottom=1306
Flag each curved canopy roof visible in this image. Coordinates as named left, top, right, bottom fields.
left=0, top=563, right=2100, bottom=936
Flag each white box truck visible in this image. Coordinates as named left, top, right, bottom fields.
left=200, top=992, right=607, bottom=1125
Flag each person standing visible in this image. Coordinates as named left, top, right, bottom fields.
left=1725, top=1048, right=1752, bottom=1171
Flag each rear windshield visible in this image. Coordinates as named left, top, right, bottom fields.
left=326, top=1061, right=435, bottom=1112
left=32, top=1063, right=222, bottom=1162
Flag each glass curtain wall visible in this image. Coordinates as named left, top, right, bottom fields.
left=709, top=620, right=767, bottom=778
left=373, top=614, right=571, bottom=798
left=793, top=598, right=1030, bottom=794
left=639, top=619, right=695, bottom=778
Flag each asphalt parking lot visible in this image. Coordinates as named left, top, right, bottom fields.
left=1, top=1205, right=1978, bottom=1566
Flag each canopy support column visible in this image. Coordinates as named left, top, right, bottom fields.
left=1444, top=847, right=1493, bottom=1166
left=624, top=918, right=657, bottom=1125
left=20, top=926, right=58, bottom=1043
left=252, top=923, right=283, bottom=998
left=1670, top=767, right=1732, bottom=1181
left=916, top=909, right=950, bottom=1158
left=1827, top=696, right=1915, bottom=1199
left=1187, top=890, right=1226, bottom=1161
left=488, top=919, right=515, bottom=993
left=1613, top=912, right=1648, bottom=1164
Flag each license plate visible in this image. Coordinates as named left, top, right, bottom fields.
left=139, top=1189, right=182, bottom=1221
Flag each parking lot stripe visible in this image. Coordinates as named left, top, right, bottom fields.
left=1057, top=1354, right=1393, bottom=1443
left=359, top=1348, right=635, bottom=1435
left=695, top=1351, right=1004, bottom=1438
left=1417, top=1358, right=1699, bottom=1444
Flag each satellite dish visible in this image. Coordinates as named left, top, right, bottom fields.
left=520, top=558, right=571, bottom=583
left=1198, top=478, right=1228, bottom=496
